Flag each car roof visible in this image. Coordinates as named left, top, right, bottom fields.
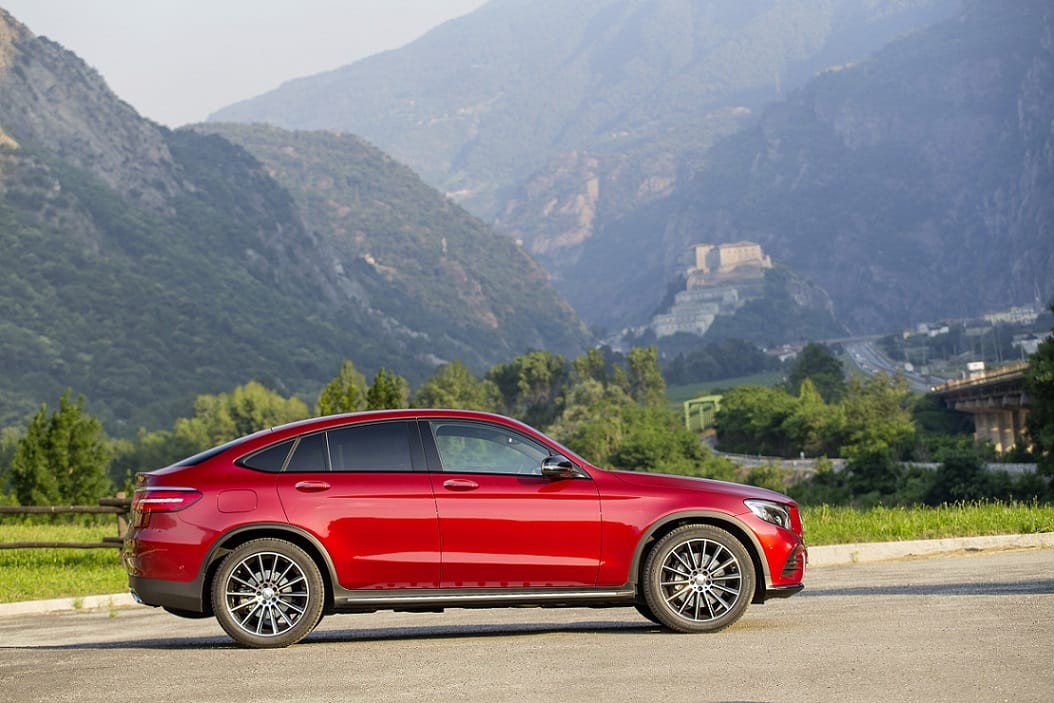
left=213, top=409, right=555, bottom=458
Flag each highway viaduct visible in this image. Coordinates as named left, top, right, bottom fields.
left=931, top=360, right=1030, bottom=453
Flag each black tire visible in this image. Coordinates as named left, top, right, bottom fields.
left=634, top=601, right=662, bottom=625
left=162, top=606, right=211, bottom=619
left=211, top=538, right=325, bottom=648
left=642, top=524, right=755, bottom=633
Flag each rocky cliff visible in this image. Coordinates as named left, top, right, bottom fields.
left=534, top=0, right=1053, bottom=333
left=661, top=0, right=1054, bottom=333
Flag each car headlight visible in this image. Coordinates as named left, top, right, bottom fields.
left=744, top=499, right=791, bottom=529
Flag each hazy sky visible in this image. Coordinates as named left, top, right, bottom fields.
left=1, top=0, right=488, bottom=127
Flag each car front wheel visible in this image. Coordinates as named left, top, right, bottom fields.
left=642, top=524, right=755, bottom=633
left=211, top=538, right=325, bottom=648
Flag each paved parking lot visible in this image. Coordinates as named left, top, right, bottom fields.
left=2, top=548, right=1053, bottom=702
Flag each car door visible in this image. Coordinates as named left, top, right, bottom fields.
left=423, top=419, right=602, bottom=588
left=274, top=420, right=441, bottom=590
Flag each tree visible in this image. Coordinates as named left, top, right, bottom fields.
left=780, top=378, right=845, bottom=457
left=571, top=347, right=608, bottom=384
left=487, top=350, right=567, bottom=427
left=925, top=451, right=996, bottom=505
left=662, top=338, right=778, bottom=385
left=549, top=388, right=735, bottom=481
left=545, top=378, right=633, bottom=465
left=608, top=404, right=735, bottom=479
left=110, top=427, right=201, bottom=478
left=840, top=372, right=915, bottom=462
left=845, top=446, right=903, bottom=500
left=746, top=463, right=790, bottom=492
left=786, top=342, right=847, bottom=403
left=7, top=391, right=112, bottom=505
left=838, top=373, right=916, bottom=501
left=316, top=360, right=368, bottom=415
left=366, top=367, right=410, bottom=410
left=715, top=385, right=799, bottom=456
left=625, top=346, right=666, bottom=407
left=175, top=381, right=309, bottom=452
left=0, top=426, right=20, bottom=495
left=1025, top=304, right=1054, bottom=477
left=413, top=361, right=500, bottom=410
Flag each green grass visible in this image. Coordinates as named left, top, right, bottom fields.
left=3, top=502, right=1054, bottom=602
left=0, top=524, right=127, bottom=603
left=803, top=502, right=1054, bottom=545
left=665, top=371, right=785, bottom=405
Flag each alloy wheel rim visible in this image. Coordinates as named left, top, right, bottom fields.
left=223, top=552, right=310, bottom=637
left=658, top=538, right=743, bottom=622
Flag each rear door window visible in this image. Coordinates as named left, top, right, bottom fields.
left=285, top=433, right=329, bottom=472
left=239, top=439, right=295, bottom=472
left=327, top=422, right=413, bottom=472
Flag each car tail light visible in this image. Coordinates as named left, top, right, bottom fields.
left=133, top=488, right=202, bottom=513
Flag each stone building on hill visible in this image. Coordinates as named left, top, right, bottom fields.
left=652, top=242, right=772, bottom=338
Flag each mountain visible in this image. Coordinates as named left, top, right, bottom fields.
left=210, top=0, right=966, bottom=335
left=0, top=8, right=588, bottom=434
left=627, top=0, right=1054, bottom=333
left=192, top=121, right=589, bottom=362
left=211, top=0, right=959, bottom=220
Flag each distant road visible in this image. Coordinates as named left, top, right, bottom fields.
left=2, top=549, right=1052, bottom=702
left=845, top=340, right=932, bottom=391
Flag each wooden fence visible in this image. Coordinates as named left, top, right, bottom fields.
left=0, top=495, right=131, bottom=549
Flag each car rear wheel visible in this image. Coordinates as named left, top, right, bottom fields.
left=211, top=538, right=325, bottom=648
left=162, top=606, right=211, bottom=619
left=642, top=524, right=755, bottom=633
left=634, top=601, right=662, bottom=625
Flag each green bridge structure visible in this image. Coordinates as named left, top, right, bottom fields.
left=683, top=394, right=722, bottom=433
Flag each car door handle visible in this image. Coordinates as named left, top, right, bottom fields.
left=442, top=479, right=479, bottom=491
left=294, top=480, right=331, bottom=492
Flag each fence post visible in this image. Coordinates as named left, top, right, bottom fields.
left=114, top=491, right=128, bottom=539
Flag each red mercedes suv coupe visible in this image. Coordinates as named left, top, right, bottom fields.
left=123, top=409, right=806, bottom=648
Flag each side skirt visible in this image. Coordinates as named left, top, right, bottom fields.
left=331, top=586, right=637, bottom=613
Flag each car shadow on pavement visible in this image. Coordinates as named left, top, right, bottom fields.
left=2, top=618, right=665, bottom=651
left=801, top=578, right=1054, bottom=598
left=307, top=618, right=661, bottom=645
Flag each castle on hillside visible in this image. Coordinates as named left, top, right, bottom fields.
left=651, top=242, right=772, bottom=338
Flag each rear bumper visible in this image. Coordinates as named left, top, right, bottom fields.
left=128, top=574, right=206, bottom=614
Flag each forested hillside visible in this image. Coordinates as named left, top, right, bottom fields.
left=196, top=122, right=589, bottom=365
left=0, top=8, right=588, bottom=433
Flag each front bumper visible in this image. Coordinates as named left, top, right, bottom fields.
left=765, top=583, right=805, bottom=599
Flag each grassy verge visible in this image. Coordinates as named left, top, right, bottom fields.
left=3, top=502, right=1054, bottom=603
left=0, top=524, right=127, bottom=603
left=802, top=502, right=1054, bottom=545
left=665, top=371, right=785, bottom=405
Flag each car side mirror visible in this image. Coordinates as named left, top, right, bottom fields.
left=540, top=454, right=577, bottom=479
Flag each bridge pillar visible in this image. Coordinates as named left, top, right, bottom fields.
left=999, top=411, right=1016, bottom=454
left=974, top=411, right=1001, bottom=452
left=1011, top=408, right=1030, bottom=452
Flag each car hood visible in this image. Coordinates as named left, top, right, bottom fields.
left=606, top=469, right=793, bottom=504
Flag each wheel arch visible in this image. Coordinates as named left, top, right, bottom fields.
left=630, top=511, right=772, bottom=605
left=198, top=523, right=339, bottom=615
